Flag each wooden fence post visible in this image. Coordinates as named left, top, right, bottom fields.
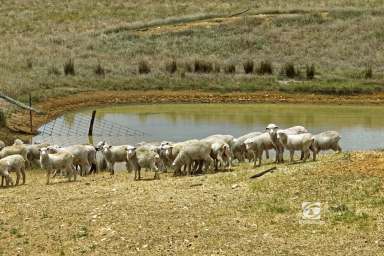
left=29, top=93, right=33, bottom=133
left=88, top=110, right=96, bottom=136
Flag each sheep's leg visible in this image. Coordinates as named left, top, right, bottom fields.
left=312, top=147, right=317, bottom=161
left=257, top=150, right=262, bottom=167
left=21, top=167, right=26, bottom=185
left=151, top=164, right=160, bottom=180
left=138, top=168, right=141, bottom=180
left=126, top=161, right=132, bottom=173
left=6, top=175, right=14, bottom=186
left=265, top=150, right=269, bottom=159
left=110, top=163, right=115, bottom=175
left=289, top=150, right=294, bottom=163
left=134, top=169, right=138, bottom=180
left=15, top=170, right=20, bottom=186
left=280, top=148, right=285, bottom=163
left=300, top=151, right=304, bottom=160
left=274, top=149, right=279, bottom=163
left=46, top=169, right=51, bottom=185
left=303, top=150, right=310, bottom=162
left=72, top=165, right=77, bottom=182
left=252, top=151, right=258, bottom=167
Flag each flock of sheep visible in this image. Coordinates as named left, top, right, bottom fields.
left=0, top=123, right=342, bottom=186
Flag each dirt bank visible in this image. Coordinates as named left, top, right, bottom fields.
left=7, top=90, right=384, bottom=134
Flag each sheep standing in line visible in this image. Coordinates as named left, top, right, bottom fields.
left=266, top=124, right=309, bottom=163
left=232, top=132, right=269, bottom=162
left=12, top=140, right=50, bottom=167
left=40, top=147, right=76, bottom=185
left=126, top=145, right=161, bottom=180
left=172, top=141, right=214, bottom=175
left=0, top=144, right=29, bottom=168
left=311, top=131, right=342, bottom=161
left=0, top=155, right=26, bottom=187
left=47, top=145, right=92, bottom=176
left=100, top=143, right=131, bottom=175
left=244, top=133, right=276, bottom=167
left=201, top=137, right=231, bottom=170
left=278, top=132, right=314, bottom=163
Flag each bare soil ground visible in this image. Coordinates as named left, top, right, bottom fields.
left=1, top=152, right=384, bottom=255
left=7, top=90, right=384, bottom=134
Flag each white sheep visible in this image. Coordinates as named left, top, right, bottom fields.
left=172, top=141, right=214, bottom=175
left=244, top=133, right=276, bottom=167
left=126, top=145, right=161, bottom=180
left=0, top=144, right=30, bottom=168
left=100, top=143, right=131, bottom=175
left=0, top=154, right=26, bottom=187
left=311, top=131, right=342, bottom=160
left=40, top=147, right=76, bottom=185
left=47, top=145, right=92, bottom=176
left=278, top=132, right=314, bottom=162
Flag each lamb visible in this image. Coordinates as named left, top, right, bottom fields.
left=39, top=147, right=76, bottom=185
left=47, top=145, right=92, bottom=176
left=201, top=137, right=232, bottom=170
left=277, top=132, right=314, bottom=163
left=311, top=131, right=342, bottom=161
left=0, top=144, right=29, bottom=168
left=82, top=144, right=97, bottom=174
left=163, top=139, right=200, bottom=163
left=12, top=139, right=52, bottom=167
left=232, top=132, right=269, bottom=162
left=100, top=143, right=131, bottom=175
left=0, top=155, right=26, bottom=187
left=244, top=132, right=276, bottom=167
left=265, top=124, right=309, bottom=163
left=172, top=141, right=214, bottom=175
left=126, top=145, right=161, bottom=180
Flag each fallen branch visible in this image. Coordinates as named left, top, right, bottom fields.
left=190, top=183, right=203, bottom=187
left=249, top=166, right=277, bottom=179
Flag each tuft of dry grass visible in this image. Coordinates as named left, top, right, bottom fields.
left=243, top=60, right=254, bottom=74
left=138, top=60, right=151, bottom=74
left=224, top=63, right=236, bottom=74
left=165, top=60, right=177, bottom=74
left=63, top=58, right=75, bottom=76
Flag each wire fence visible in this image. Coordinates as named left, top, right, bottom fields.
left=34, top=112, right=154, bottom=146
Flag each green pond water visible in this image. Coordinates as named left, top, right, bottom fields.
left=34, top=103, right=384, bottom=150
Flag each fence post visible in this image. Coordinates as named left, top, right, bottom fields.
left=88, top=110, right=96, bottom=136
left=29, top=93, right=33, bottom=133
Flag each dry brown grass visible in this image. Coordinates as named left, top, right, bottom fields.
left=1, top=152, right=384, bottom=255
left=1, top=2, right=384, bottom=100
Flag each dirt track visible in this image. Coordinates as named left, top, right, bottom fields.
left=7, top=90, right=384, bottom=134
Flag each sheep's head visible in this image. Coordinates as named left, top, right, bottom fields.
left=95, top=141, right=106, bottom=151
left=125, top=145, right=136, bottom=159
left=266, top=123, right=279, bottom=135
left=39, top=147, right=49, bottom=156
left=13, top=139, right=24, bottom=145
left=163, top=145, right=173, bottom=158
left=46, top=145, right=60, bottom=154
left=101, top=144, right=112, bottom=155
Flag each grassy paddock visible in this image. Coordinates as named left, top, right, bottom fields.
left=1, top=2, right=384, bottom=101
left=1, top=152, right=384, bottom=255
